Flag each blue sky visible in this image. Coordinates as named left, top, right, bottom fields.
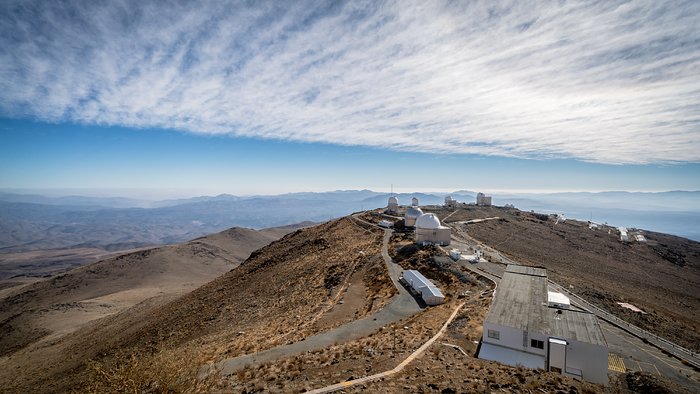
left=1, top=1, right=699, bottom=198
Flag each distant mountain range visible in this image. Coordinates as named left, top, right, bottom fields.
left=0, top=190, right=698, bottom=253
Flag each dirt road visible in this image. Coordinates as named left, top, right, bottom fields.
left=217, top=224, right=423, bottom=375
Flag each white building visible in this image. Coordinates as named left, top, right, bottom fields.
left=378, top=220, right=393, bottom=228
left=415, top=213, right=451, bottom=246
left=404, top=206, right=424, bottom=227
left=411, top=197, right=420, bottom=206
left=479, top=265, right=608, bottom=385
left=618, top=227, right=629, bottom=242
left=476, top=192, right=492, bottom=206
left=387, top=196, right=399, bottom=213
left=402, top=269, right=445, bottom=305
left=444, top=195, right=455, bottom=207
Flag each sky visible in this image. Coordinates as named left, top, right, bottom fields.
left=1, top=1, right=699, bottom=198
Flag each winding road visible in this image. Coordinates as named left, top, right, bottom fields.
left=216, top=218, right=422, bottom=375
left=213, top=209, right=698, bottom=391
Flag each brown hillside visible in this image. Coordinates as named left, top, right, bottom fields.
left=0, top=217, right=394, bottom=393
left=0, top=210, right=693, bottom=393
left=0, top=226, right=293, bottom=357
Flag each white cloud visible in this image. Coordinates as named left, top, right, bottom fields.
left=1, top=0, right=699, bottom=164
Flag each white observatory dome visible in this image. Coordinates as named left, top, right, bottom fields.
left=416, top=213, right=442, bottom=229
left=388, top=196, right=398, bottom=204
left=405, top=206, right=423, bottom=219
left=411, top=197, right=419, bottom=206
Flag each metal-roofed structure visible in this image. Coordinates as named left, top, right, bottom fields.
left=547, top=291, right=571, bottom=309
left=479, top=264, right=608, bottom=384
left=402, top=269, right=445, bottom=306
left=505, top=265, right=547, bottom=277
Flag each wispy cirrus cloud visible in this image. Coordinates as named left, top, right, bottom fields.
left=1, top=0, right=699, bottom=164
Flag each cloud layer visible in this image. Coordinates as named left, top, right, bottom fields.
left=1, top=0, right=699, bottom=164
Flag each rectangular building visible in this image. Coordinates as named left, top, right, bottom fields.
left=402, top=269, right=445, bottom=306
left=478, top=265, right=608, bottom=384
left=476, top=192, right=492, bottom=206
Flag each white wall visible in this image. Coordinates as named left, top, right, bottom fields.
left=480, top=323, right=546, bottom=369
left=421, top=291, right=445, bottom=305
left=562, top=339, right=609, bottom=385
left=483, top=323, right=525, bottom=350
left=415, top=228, right=451, bottom=245
left=482, top=323, right=608, bottom=385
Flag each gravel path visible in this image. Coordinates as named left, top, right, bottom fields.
left=217, top=225, right=423, bottom=375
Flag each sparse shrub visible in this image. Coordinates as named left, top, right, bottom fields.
left=82, top=349, right=219, bottom=394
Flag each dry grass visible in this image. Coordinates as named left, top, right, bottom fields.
left=0, top=218, right=389, bottom=393
left=81, top=348, right=219, bottom=394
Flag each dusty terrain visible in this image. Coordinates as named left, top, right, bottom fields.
left=0, top=247, right=128, bottom=282
left=0, top=208, right=695, bottom=393
left=0, top=225, right=304, bottom=358
left=427, top=205, right=700, bottom=352
left=0, top=217, right=394, bottom=392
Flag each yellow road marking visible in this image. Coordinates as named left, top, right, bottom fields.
left=608, top=353, right=626, bottom=372
left=601, top=324, right=693, bottom=373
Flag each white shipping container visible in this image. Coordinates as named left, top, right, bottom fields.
left=403, top=269, right=445, bottom=305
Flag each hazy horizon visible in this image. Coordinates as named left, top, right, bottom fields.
left=2, top=2, right=700, bottom=199
left=2, top=187, right=700, bottom=201
left=2, top=187, right=698, bottom=242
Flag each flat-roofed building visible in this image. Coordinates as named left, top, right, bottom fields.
left=476, top=192, right=492, bottom=206
left=479, top=265, right=608, bottom=384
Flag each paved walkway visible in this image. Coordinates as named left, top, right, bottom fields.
left=217, top=220, right=422, bottom=375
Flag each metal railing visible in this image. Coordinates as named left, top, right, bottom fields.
left=549, top=281, right=700, bottom=369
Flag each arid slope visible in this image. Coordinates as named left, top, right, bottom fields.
left=0, top=217, right=394, bottom=393
left=0, top=225, right=298, bottom=357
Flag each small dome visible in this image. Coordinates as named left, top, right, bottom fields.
left=405, top=206, right=423, bottom=219
left=411, top=197, right=419, bottom=206
left=388, top=196, right=398, bottom=204
left=416, top=213, right=441, bottom=229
